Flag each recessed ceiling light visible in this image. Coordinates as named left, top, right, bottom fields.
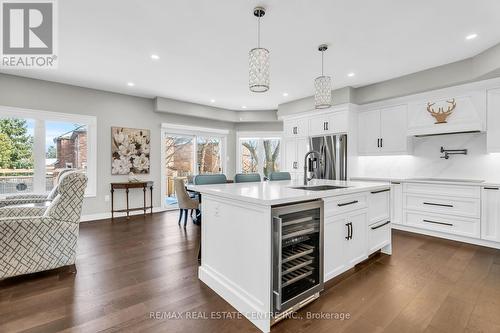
left=151, top=54, right=160, bottom=60
left=127, top=82, right=135, bottom=87
left=242, top=106, right=247, bottom=109
left=210, top=99, right=216, bottom=103
left=347, top=72, right=355, bottom=77
left=466, top=33, right=478, bottom=40
left=283, top=92, right=289, bottom=97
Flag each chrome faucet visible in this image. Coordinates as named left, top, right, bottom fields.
left=303, top=150, right=321, bottom=185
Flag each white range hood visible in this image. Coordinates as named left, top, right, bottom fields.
left=407, top=91, right=486, bottom=137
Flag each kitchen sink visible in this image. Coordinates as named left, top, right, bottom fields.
left=291, top=185, right=348, bottom=191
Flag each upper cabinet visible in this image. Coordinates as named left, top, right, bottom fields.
left=407, top=90, right=486, bottom=136
left=487, top=88, right=500, bottom=153
left=358, top=105, right=411, bottom=155
left=308, top=110, right=349, bottom=136
left=283, top=118, right=308, bottom=138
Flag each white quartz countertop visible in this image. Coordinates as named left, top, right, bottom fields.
left=350, top=176, right=500, bottom=187
left=187, top=179, right=390, bottom=206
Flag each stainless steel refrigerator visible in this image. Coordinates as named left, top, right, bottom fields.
left=309, top=135, right=347, bottom=180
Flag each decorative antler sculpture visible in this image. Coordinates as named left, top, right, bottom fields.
left=427, top=98, right=456, bottom=124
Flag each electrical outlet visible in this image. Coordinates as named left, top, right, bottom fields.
left=104, top=195, right=110, bottom=202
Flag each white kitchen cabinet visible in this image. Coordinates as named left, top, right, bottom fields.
left=324, top=217, right=349, bottom=281
left=367, top=220, right=391, bottom=254
left=283, top=118, right=308, bottom=138
left=344, top=211, right=368, bottom=267
left=309, top=111, right=349, bottom=136
left=391, top=182, right=403, bottom=225
left=283, top=137, right=308, bottom=178
left=357, top=109, right=380, bottom=154
left=487, top=88, right=500, bottom=153
left=358, top=105, right=411, bottom=155
left=368, top=188, right=390, bottom=225
left=481, top=186, right=500, bottom=242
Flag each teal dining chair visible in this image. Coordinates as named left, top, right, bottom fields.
left=234, top=173, right=261, bottom=183
left=268, top=172, right=291, bottom=181
left=193, top=174, right=227, bottom=185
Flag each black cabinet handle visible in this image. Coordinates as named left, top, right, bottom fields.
left=338, top=200, right=358, bottom=207
left=350, top=222, right=353, bottom=239
left=325, top=122, right=329, bottom=131
left=380, top=138, right=383, bottom=147
left=423, top=219, right=453, bottom=227
left=371, top=221, right=390, bottom=230
left=391, top=181, right=401, bottom=185
left=484, top=187, right=499, bottom=190
left=371, top=188, right=390, bottom=194
left=423, top=202, right=453, bottom=208
left=345, top=223, right=350, bottom=240
left=377, top=138, right=380, bottom=148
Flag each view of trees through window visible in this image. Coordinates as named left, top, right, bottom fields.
left=165, top=134, right=223, bottom=199
left=0, top=118, right=35, bottom=194
left=240, top=137, right=280, bottom=178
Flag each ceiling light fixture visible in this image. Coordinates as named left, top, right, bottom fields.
left=347, top=72, right=355, bottom=77
left=242, top=106, right=247, bottom=109
left=465, top=33, right=478, bottom=40
left=283, top=92, right=289, bottom=97
left=151, top=54, right=160, bottom=60
left=127, top=82, right=135, bottom=87
left=210, top=99, right=216, bottom=103
left=314, top=44, right=332, bottom=109
left=249, top=7, right=270, bottom=93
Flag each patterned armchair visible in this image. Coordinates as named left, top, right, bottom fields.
left=0, top=171, right=88, bottom=279
left=0, top=168, right=74, bottom=208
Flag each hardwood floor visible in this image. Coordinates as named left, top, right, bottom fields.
left=1, top=211, right=500, bottom=333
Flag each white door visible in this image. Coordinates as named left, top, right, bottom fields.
left=380, top=105, right=408, bottom=154
left=481, top=187, right=500, bottom=242
left=296, top=137, right=309, bottom=171
left=324, top=216, right=349, bottom=281
left=283, top=119, right=297, bottom=137
left=344, top=211, right=368, bottom=267
left=309, top=115, right=329, bottom=136
left=358, top=110, right=381, bottom=154
left=284, top=139, right=297, bottom=172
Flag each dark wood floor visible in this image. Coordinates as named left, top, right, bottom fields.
left=1, top=212, right=500, bottom=333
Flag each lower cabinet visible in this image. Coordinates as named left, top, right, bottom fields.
left=324, top=210, right=369, bottom=281
left=367, top=219, right=391, bottom=254
left=482, top=186, right=500, bottom=242
left=391, top=182, right=403, bottom=225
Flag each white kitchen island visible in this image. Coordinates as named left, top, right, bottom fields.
left=188, top=179, right=392, bottom=332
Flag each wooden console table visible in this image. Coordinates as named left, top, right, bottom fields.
left=111, top=181, right=153, bottom=220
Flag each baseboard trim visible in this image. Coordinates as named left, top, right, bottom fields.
left=392, top=223, right=500, bottom=250
left=80, top=206, right=168, bottom=222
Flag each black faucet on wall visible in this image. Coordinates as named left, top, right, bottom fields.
left=440, top=146, right=467, bottom=159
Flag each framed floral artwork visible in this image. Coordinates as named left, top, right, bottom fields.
left=111, top=127, right=150, bottom=175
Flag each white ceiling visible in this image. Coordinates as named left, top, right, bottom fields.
left=2, top=0, right=500, bottom=110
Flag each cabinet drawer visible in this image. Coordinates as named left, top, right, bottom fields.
left=404, top=211, right=480, bottom=238
left=368, top=220, right=391, bottom=254
left=324, top=193, right=367, bottom=217
left=403, top=183, right=480, bottom=198
left=404, top=194, right=480, bottom=218
left=368, top=188, right=390, bottom=224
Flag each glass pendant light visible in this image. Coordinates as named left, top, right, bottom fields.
left=249, top=7, right=270, bottom=93
left=314, top=44, right=332, bottom=109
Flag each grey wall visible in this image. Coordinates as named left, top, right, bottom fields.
left=0, top=73, right=241, bottom=216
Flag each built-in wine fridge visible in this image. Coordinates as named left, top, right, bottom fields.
left=272, top=200, right=323, bottom=320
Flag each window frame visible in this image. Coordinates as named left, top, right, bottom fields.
left=236, top=131, right=283, bottom=177
left=0, top=105, right=97, bottom=197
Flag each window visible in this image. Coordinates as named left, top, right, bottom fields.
left=237, top=132, right=282, bottom=178
left=0, top=106, right=96, bottom=197
left=161, top=124, right=228, bottom=208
